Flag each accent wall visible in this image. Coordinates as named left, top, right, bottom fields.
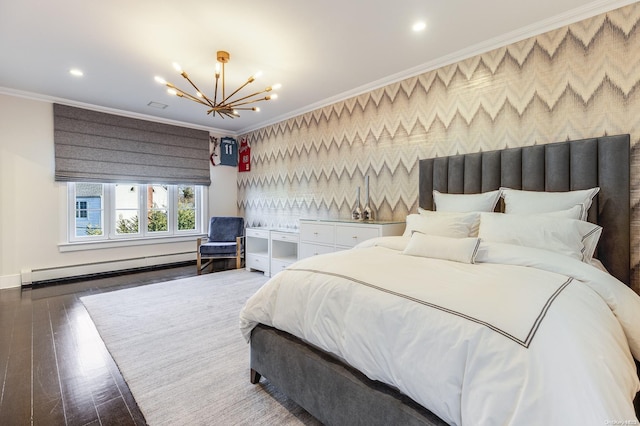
left=239, top=3, right=640, bottom=293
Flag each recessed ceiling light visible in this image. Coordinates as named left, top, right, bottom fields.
left=69, top=68, right=84, bottom=77
left=412, top=21, right=426, bottom=32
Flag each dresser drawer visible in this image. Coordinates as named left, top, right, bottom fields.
left=271, top=231, right=299, bottom=243
left=270, top=258, right=296, bottom=275
left=299, top=242, right=335, bottom=259
left=335, top=225, right=380, bottom=248
left=246, top=253, right=269, bottom=272
left=299, top=222, right=334, bottom=245
left=246, top=228, right=270, bottom=239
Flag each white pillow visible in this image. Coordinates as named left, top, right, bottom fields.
left=500, top=187, right=599, bottom=220
left=433, top=189, right=501, bottom=212
left=478, top=212, right=602, bottom=262
left=538, top=204, right=585, bottom=220
left=403, top=211, right=479, bottom=238
left=403, top=233, right=481, bottom=264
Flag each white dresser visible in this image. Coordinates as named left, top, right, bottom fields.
left=299, top=219, right=405, bottom=259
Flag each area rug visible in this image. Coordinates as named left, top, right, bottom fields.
left=81, top=269, right=320, bottom=426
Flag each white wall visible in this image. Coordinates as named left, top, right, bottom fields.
left=207, top=148, right=239, bottom=217
left=0, top=94, right=238, bottom=289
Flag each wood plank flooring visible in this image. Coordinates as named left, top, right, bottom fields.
left=0, top=263, right=209, bottom=426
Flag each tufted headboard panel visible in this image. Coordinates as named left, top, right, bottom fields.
left=418, top=135, right=630, bottom=285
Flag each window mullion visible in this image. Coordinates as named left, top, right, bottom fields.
left=106, top=184, right=115, bottom=239
left=169, top=185, right=176, bottom=234
left=140, top=184, right=148, bottom=237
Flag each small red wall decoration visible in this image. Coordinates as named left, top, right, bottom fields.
left=238, top=138, right=251, bottom=172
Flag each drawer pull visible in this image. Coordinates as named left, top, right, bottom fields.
left=352, top=236, right=358, bottom=239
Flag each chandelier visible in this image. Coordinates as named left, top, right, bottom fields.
left=155, top=50, right=281, bottom=119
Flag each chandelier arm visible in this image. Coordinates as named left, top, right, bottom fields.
left=213, top=74, right=220, bottom=106
left=225, top=96, right=272, bottom=108
left=180, top=73, right=215, bottom=108
left=223, top=88, right=269, bottom=106
left=172, top=87, right=213, bottom=107
left=221, top=79, right=254, bottom=104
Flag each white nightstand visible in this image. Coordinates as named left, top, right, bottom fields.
left=245, top=227, right=300, bottom=277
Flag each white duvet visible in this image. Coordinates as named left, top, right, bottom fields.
left=239, top=237, right=640, bottom=425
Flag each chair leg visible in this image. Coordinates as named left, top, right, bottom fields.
left=196, top=238, right=203, bottom=275
left=236, top=236, right=242, bottom=269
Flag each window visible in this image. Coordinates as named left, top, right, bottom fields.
left=75, top=201, right=88, bottom=218
left=115, top=184, right=140, bottom=235
left=68, top=183, right=204, bottom=242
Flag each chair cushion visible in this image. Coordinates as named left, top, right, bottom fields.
left=208, top=217, right=244, bottom=242
left=199, top=242, right=237, bottom=256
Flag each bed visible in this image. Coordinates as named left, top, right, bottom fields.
left=239, top=134, right=640, bottom=425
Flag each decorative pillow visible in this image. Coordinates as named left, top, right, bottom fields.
left=403, top=233, right=481, bottom=264
left=433, top=189, right=501, bottom=213
left=500, top=187, right=599, bottom=220
left=403, top=211, right=479, bottom=238
left=478, top=212, right=602, bottom=262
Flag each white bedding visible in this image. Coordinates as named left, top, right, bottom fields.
left=239, top=236, right=640, bottom=425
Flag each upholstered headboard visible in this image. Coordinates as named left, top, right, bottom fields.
left=418, top=135, right=631, bottom=285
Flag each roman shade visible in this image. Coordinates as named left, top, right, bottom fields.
left=54, top=104, right=211, bottom=185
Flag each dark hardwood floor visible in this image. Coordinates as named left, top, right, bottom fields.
left=0, top=262, right=215, bottom=426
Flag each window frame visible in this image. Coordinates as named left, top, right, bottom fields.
left=68, top=182, right=205, bottom=244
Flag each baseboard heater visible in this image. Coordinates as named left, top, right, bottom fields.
left=21, top=252, right=196, bottom=286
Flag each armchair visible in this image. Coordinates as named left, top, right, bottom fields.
left=196, top=216, right=245, bottom=274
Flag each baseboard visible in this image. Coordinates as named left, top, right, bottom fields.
left=0, top=274, right=21, bottom=289
left=21, top=252, right=196, bottom=287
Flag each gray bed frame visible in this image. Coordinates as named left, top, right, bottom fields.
left=249, top=134, right=633, bottom=425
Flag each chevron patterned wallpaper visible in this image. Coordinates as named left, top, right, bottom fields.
left=239, top=3, right=640, bottom=292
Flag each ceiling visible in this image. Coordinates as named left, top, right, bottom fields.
left=0, top=0, right=635, bottom=135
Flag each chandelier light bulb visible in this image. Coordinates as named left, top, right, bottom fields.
left=272, top=83, right=282, bottom=90
left=154, top=76, right=167, bottom=85
left=167, top=88, right=177, bottom=96
left=172, top=62, right=182, bottom=72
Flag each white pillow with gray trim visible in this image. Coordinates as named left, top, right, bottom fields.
left=478, top=212, right=601, bottom=262
left=403, top=211, right=479, bottom=238
left=433, top=189, right=501, bottom=213
left=403, top=232, right=481, bottom=264
left=500, top=187, right=599, bottom=220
